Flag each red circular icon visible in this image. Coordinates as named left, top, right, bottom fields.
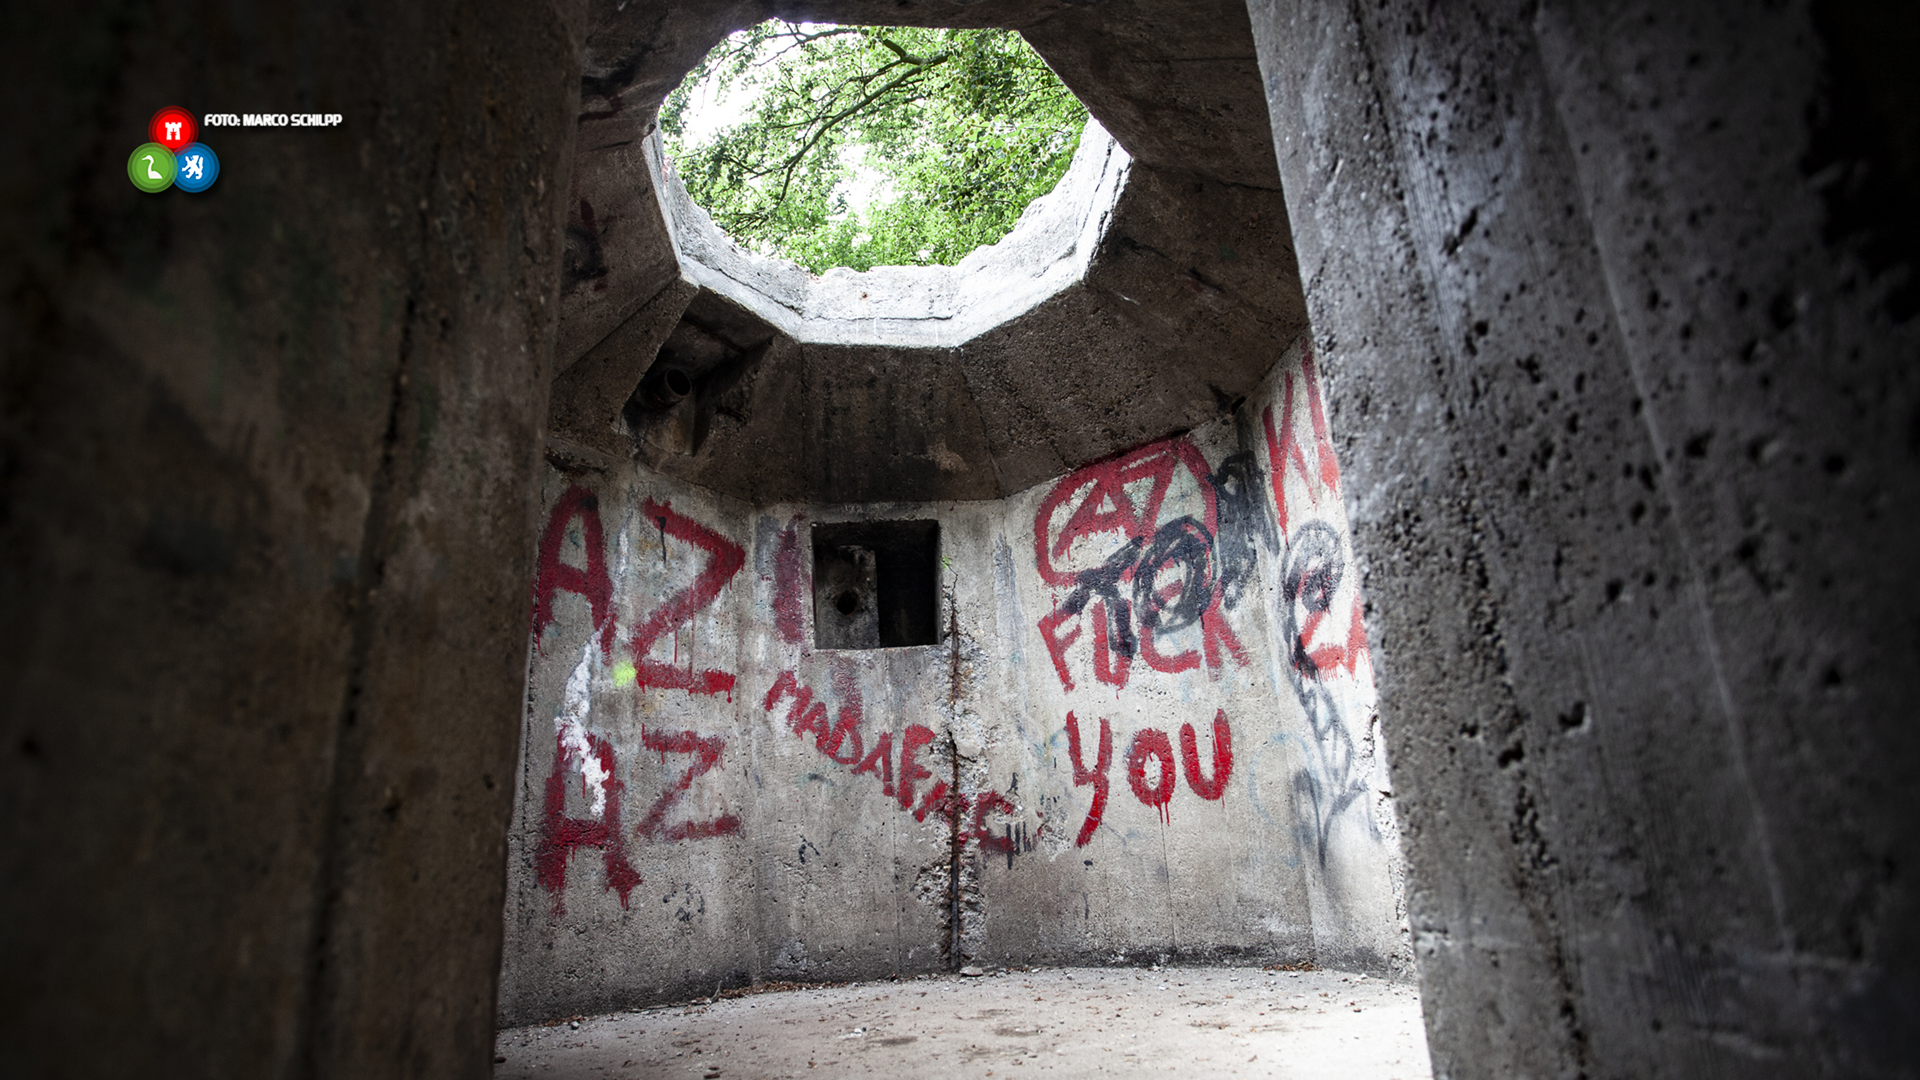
left=149, top=107, right=197, bottom=152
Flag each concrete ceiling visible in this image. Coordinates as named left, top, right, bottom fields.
left=548, top=0, right=1308, bottom=503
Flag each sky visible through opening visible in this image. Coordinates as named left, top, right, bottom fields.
left=661, top=21, right=1088, bottom=274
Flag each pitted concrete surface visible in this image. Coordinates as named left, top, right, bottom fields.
left=493, top=967, right=1429, bottom=1079
left=16, top=0, right=1916, bottom=1075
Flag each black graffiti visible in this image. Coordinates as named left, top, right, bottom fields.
left=1209, top=449, right=1279, bottom=610
left=1133, top=517, right=1215, bottom=638
left=1048, top=513, right=1224, bottom=668
left=1038, top=442, right=1276, bottom=691
left=1282, top=521, right=1344, bottom=680
left=1279, top=520, right=1368, bottom=866
left=1063, top=446, right=1279, bottom=650
left=1047, top=536, right=1144, bottom=663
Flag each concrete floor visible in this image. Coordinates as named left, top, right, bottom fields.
left=494, top=966, right=1432, bottom=1079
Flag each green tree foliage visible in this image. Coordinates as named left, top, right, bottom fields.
left=661, top=22, right=1088, bottom=273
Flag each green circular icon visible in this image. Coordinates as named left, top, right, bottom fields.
left=128, top=143, right=176, bottom=193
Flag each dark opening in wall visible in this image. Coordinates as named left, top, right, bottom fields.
left=812, top=520, right=940, bottom=649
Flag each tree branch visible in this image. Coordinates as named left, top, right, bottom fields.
left=746, top=63, right=941, bottom=207
left=874, top=36, right=947, bottom=67
left=753, top=25, right=864, bottom=67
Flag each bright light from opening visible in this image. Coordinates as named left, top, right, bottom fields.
left=661, top=21, right=1088, bottom=274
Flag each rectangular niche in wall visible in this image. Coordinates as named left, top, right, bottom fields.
left=811, top=520, right=940, bottom=650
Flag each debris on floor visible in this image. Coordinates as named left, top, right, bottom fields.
left=494, top=965, right=1430, bottom=1079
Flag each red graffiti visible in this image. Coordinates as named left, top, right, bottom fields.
left=762, top=669, right=1015, bottom=853
left=1201, top=605, right=1250, bottom=670
left=969, top=792, right=1019, bottom=853
left=821, top=667, right=865, bottom=765
left=1298, top=588, right=1371, bottom=679
left=1064, top=711, right=1111, bottom=847
left=1126, top=729, right=1177, bottom=823
left=773, top=514, right=807, bottom=647
left=1068, top=712, right=1235, bottom=834
left=765, top=670, right=859, bottom=765
left=1089, top=602, right=1131, bottom=687
left=1036, top=599, right=1096, bottom=692
left=764, top=670, right=839, bottom=742
left=897, top=724, right=938, bottom=813
left=535, top=728, right=640, bottom=915
left=1034, top=438, right=1217, bottom=588
left=1033, top=438, right=1247, bottom=691
left=852, top=732, right=895, bottom=794
left=820, top=708, right=865, bottom=765
left=787, top=685, right=831, bottom=744
left=1263, top=349, right=1342, bottom=538
left=1180, top=710, right=1233, bottom=800
left=532, top=486, right=616, bottom=656
left=913, top=779, right=961, bottom=824
left=629, top=498, right=746, bottom=698
left=636, top=727, right=742, bottom=842
left=1265, top=349, right=1371, bottom=681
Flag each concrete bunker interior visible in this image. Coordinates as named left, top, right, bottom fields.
left=511, top=0, right=1406, bottom=1027
left=7, top=1, right=1917, bottom=1078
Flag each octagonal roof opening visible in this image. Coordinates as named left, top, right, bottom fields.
left=662, top=20, right=1091, bottom=275
left=552, top=1, right=1309, bottom=501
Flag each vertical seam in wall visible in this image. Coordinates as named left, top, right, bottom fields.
left=948, top=345, right=1012, bottom=498
left=294, top=288, right=424, bottom=1079
left=892, top=813, right=902, bottom=974
left=946, top=591, right=964, bottom=970
left=1526, top=7, right=1793, bottom=959
left=744, top=509, right=765, bottom=990
left=1159, top=820, right=1178, bottom=958
left=948, top=343, right=1032, bottom=500
left=292, top=95, right=443, bottom=1061
left=504, top=626, right=540, bottom=1022
left=1297, top=0, right=1442, bottom=981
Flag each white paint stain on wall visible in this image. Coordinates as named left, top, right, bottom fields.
left=556, top=640, right=609, bottom=817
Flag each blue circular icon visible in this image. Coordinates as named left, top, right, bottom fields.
left=172, top=143, right=220, bottom=193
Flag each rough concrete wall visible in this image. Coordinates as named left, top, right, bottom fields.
left=498, top=342, right=1407, bottom=1023
left=1249, top=1, right=1920, bottom=1077
left=1, top=3, right=579, bottom=1077
left=555, top=115, right=1308, bottom=506
left=550, top=0, right=1312, bottom=507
